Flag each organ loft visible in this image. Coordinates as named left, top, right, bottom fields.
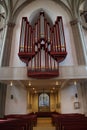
left=18, top=11, right=67, bottom=78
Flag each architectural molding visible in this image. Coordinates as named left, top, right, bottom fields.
left=70, top=18, right=81, bottom=25
left=7, top=22, right=15, bottom=27
left=0, top=66, right=87, bottom=80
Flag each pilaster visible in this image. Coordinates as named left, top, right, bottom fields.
left=77, top=82, right=87, bottom=116
left=56, top=90, right=61, bottom=113
left=0, top=83, right=7, bottom=118
left=70, top=18, right=87, bottom=65
left=1, top=21, right=15, bottom=66
left=27, top=89, right=32, bottom=113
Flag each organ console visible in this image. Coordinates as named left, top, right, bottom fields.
left=18, top=11, right=67, bottom=78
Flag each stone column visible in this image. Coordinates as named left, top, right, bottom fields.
left=81, top=82, right=87, bottom=116
left=28, top=93, right=32, bottom=113
left=0, top=83, right=7, bottom=118
left=1, top=21, right=15, bottom=66
left=77, top=82, right=87, bottom=116
left=27, top=89, right=30, bottom=113
left=56, top=89, right=61, bottom=113
left=70, top=19, right=87, bottom=65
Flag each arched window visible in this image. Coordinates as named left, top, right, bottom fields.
left=38, top=92, right=50, bottom=112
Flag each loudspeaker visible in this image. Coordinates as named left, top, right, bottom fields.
left=11, top=94, right=13, bottom=99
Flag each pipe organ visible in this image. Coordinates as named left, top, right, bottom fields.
left=18, top=12, right=67, bottom=78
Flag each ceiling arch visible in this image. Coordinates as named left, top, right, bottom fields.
left=0, top=0, right=8, bottom=19
left=12, top=0, right=34, bottom=22
left=0, top=0, right=86, bottom=23
left=12, top=0, right=71, bottom=23
left=29, top=8, right=53, bottom=27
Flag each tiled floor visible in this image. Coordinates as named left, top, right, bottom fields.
left=33, top=118, right=55, bottom=130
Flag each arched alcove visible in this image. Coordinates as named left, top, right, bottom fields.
left=13, top=0, right=71, bottom=23
left=10, top=0, right=77, bottom=67
left=29, top=8, right=53, bottom=27
left=39, top=92, right=50, bottom=112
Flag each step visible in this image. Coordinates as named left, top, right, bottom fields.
left=33, top=126, right=55, bottom=130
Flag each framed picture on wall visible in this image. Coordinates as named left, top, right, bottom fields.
left=74, top=102, right=80, bottom=109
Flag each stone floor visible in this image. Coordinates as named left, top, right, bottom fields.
left=33, top=118, right=55, bottom=130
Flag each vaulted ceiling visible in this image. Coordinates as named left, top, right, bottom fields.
left=0, top=0, right=86, bottom=22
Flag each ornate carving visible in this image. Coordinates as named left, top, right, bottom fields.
left=7, top=22, right=15, bottom=27
left=70, top=19, right=80, bottom=25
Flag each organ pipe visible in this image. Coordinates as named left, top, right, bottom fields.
left=57, top=17, right=66, bottom=52
left=35, top=23, right=38, bottom=43
left=40, top=12, right=44, bottom=39
left=18, top=12, right=67, bottom=78
left=19, top=17, right=27, bottom=52
left=44, top=19, right=48, bottom=41
left=47, top=23, right=50, bottom=43
left=19, top=14, right=66, bottom=53
left=55, top=21, right=61, bottom=52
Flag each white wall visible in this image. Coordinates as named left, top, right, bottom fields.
left=60, top=84, right=82, bottom=113
left=5, top=84, right=27, bottom=115
left=5, top=83, right=84, bottom=114
left=32, top=94, right=38, bottom=112
left=10, top=0, right=77, bottom=67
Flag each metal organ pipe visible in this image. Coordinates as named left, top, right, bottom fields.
left=40, top=45, right=41, bottom=71
left=50, top=28, right=53, bottom=52
left=25, top=22, right=29, bottom=52
left=30, top=26, right=32, bottom=52
left=54, top=25, right=57, bottom=52
left=19, top=15, right=66, bottom=54
left=55, top=22, right=59, bottom=52
left=60, top=18, right=64, bottom=48
left=19, top=18, right=23, bottom=52
left=24, top=18, right=27, bottom=52
left=55, top=19, right=61, bottom=52
left=38, top=19, right=40, bottom=42
left=55, top=21, right=60, bottom=52
left=31, top=30, right=33, bottom=52
left=19, top=17, right=27, bottom=52
left=27, top=23, right=29, bottom=52
left=58, top=18, right=63, bottom=51
left=44, top=19, right=47, bottom=42
left=32, top=28, right=35, bottom=52
left=60, top=17, right=66, bottom=51
left=46, top=42, right=49, bottom=69
left=52, top=27, right=55, bottom=52
left=40, top=12, right=44, bottom=39
left=28, top=25, right=30, bottom=52
left=57, top=16, right=66, bottom=52
left=47, top=23, right=50, bottom=43
left=35, top=23, right=38, bottom=43
left=18, top=12, right=67, bottom=78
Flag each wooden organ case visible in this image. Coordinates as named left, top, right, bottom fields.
left=18, top=12, right=67, bottom=78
